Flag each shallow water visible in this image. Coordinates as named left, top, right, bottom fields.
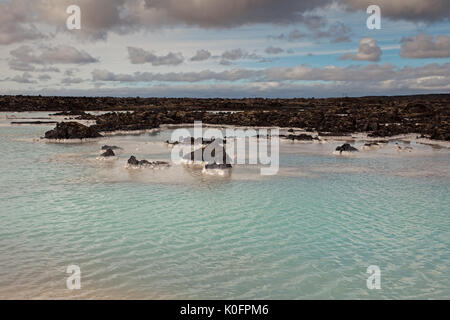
left=0, top=112, right=449, bottom=299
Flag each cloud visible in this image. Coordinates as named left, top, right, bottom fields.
left=7, top=72, right=37, bottom=84
left=92, top=68, right=262, bottom=82
left=190, top=49, right=212, bottom=62
left=269, top=22, right=351, bottom=43
left=0, top=1, right=44, bottom=45
left=0, top=0, right=333, bottom=43
left=1, top=0, right=448, bottom=46
left=91, top=63, right=450, bottom=88
left=61, top=77, right=85, bottom=84
left=400, top=34, right=450, bottom=59
left=127, top=47, right=184, bottom=65
left=12, top=75, right=450, bottom=98
left=265, top=46, right=284, bottom=55
left=38, top=74, right=52, bottom=81
left=141, top=0, right=331, bottom=27
left=314, top=22, right=351, bottom=43
left=220, top=49, right=262, bottom=65
left=9, top=45, right=99, bottom=70
left=341, top=38, right=382, bottom=62
left=341, top=0, right=450, bottom=23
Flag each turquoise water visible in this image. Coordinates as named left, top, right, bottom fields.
left=0, top=113, right=449, bottom=299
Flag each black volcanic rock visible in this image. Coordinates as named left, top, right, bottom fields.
left=335, top=143, right=358, bottom=153
left=1, top=95, right=448, bottom=141
left=44, top=122, right=103, bottom=140
left=127, top=156, right=140, bottom=166
left=101, top=148, right=115, bottom=157
left=286, top=134, right=315, bottom=141
left=205, top=163, right=232, bottom=170
left=127, top=156, right=169, bottom=167
left=101, top=145, right=122, bottom=150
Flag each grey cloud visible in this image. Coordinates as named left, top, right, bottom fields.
left=38, top=74, right=52, bottom=81
left=222, top=49, right=246, bottom=61
left=288, top=29, right=306, bottom=41
left=1, top=0, right=448, bottom=46
left=91, top=63, right=450, bottom=86
left=0, top=1, right=44, bottom=45
left=315, top=22, right=351, bottom=43
left=128, top=47, right=184, bottom=65
left=2, top=0, right=332, bottom=43
left=341, top=38, right=382, bottom=62
left=221, top=49, right=261, bottom=62
left=400, top=34, right=450, bottom=59
left=8, top=72, right=37, bottom=84
left=265, top=46, right=284, bottom=55
left=342, top=0, right=450, bottom=23
left=92, top=68, right=262, bottom=82
left=190, top=50, right=212, bottom=62
left=12, top=81, right=450, bottom=98
left=219, top=59, right=233, bottom=66
left=61, top=77, right=85, bottom=84
left=142, top=0, right=331, bottom=28
left=269, top=22, right=351, bottom=43
left=9, top=45, right=99, bottom=71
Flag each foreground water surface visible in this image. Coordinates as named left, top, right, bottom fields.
left=0, top=112, right=449, bottom=299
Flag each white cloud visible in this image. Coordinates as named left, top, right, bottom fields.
left=190, top=50, right=212, bottom=62
left=127, top=47, right=184, bottom=65
left=265, top=47, right=284, bottom=55
left=341, top=38, right=382, bottom=62
left=400, top=34, right=450, bottom=59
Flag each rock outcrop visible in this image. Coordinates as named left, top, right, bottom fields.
left=101, top=145, right=122, bottom=150
left=127, top=156, right=170, bottom=168
left=44, top=122, right=102, bottom=140
left=335, top=143, right=358, bottom=154
left=101, top=148, right=116, bottom=157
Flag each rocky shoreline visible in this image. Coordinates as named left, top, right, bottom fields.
left=1, top=95, right=448, bottom=141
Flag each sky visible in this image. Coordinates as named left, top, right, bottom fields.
left=0, top=0, right=449, bottom=98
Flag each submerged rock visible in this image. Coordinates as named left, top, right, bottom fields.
left=204, top=163, right=232, bottom=170
left=394, top=143, right=413, bottom=152
left=202, top=162, right=233, bottom=176
left=335, top=143, right=358, bottom=154
left=127, top=156, right=170, bottom=168
left=44, top=122, right=102, bottom=140
left=101, top=145, right=122, bottom=150
left=288, top=134, right=313, bottom=141
left=182, top=143, right=233, bottom=165
left=101, top=148, right=116, bottom=157
left=11, top=121, right=58, bottom=125
left=362, top=142, right=382, bottom=151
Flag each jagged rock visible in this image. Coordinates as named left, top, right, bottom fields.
left=1, top=95, right=447, bottom=142
left=101, top=145, right=122, bottom=150
left=286, top=134, right=316, bottom=141
left=205, top=163, right=232, bottom=169
left=335, top=143, right=358, bottom=153
left=101, top=148, right=115, bottom=157
left=182, top=142, right=232, bottom=165
left=11, top=121, right=58, bottom=125
left=127, top=156, right=140, bottom=166
left=127, top=156, right=170, bottom=167
left=44, top=122, right=102, bottom=139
